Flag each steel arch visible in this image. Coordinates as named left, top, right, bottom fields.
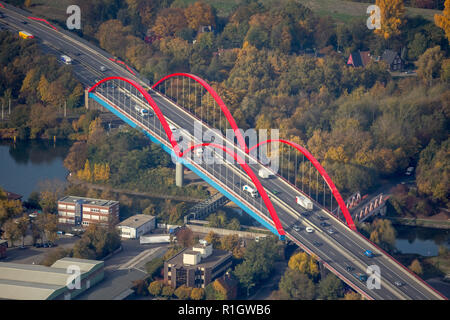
left=89, top=76, right=182, bottom=156
left=249, top=139, right=356, bottom=230
left=90, top=77, right=285, bottom=237
left=181, top=142, right=285, bottom=237
left=152, top=73, right=249, bottom=154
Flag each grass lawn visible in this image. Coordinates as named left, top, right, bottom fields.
left=24, top=0, right=441, bottom=25
left=25, top=0, right=72, bottom=23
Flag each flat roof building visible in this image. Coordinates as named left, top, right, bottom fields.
left=0, top=257, right=104, bottom=300
left=57, top=196, right=119, bottom=228
left=164, top=241, right=232, bottom=288
left=117, top=214, right=156, bottom=239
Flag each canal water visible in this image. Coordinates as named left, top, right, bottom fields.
left=0, top=139, right=72, bottom=200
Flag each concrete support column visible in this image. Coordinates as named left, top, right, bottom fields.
left=176, top=162, right=184, bottom=187
left=85, top=89, right=89, bottom=109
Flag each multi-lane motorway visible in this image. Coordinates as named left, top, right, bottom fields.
left=0, top=2, right=445, bottom=300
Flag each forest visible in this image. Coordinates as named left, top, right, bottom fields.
left=70, top=0, right=449, bottom=214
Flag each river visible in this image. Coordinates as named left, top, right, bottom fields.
left=0, top=139, right=72, bottom=200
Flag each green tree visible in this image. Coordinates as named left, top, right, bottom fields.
left=278, top=269, right=316, bottom=300
left=318, top=273, right=345, bottom=300
left=174, top=285, right=192, bottom=300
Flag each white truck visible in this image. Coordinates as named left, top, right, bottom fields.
left=296, top=194, right=313, bottom=210
left=258, top=168, right=273, bottom=179
left=140, top=235, right=172, bottom=245
left=243, top=185, right=258, bottom=198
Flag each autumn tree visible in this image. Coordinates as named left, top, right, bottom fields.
left=416, top=46, right=445, bottom=86
left=205, top=231, right=220, bottom=248
left=409, top=259, right=423, bottom=275
left=375, top=0, right=405, bottom=39
left=288, top=252, right=320, bottom=279
left=152, top=8, right=187, bottom=37
left=369, top=219, right=396, bottom=251
left=16, top=215, right=30, bottom=247
left=435, top=0, right=450, bottom=43
left=190, top=287, right=205, bottom=300
left=64, top=142, right=88, bottom=173
left=184, top=2, right=215, bottom=31
left=3, top=219, right=20, bottom=247
left=343, top=291, right=362, bottom=300
left=416, top=138, right=450, bottom=205
left=176, top=227, right=194, bottom=248
left=148, top=280, right=164, bottom=296
left=161, top=285, right=175, bottom=298
left=174, top=285, right=192, bottom=300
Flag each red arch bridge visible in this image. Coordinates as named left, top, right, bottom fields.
left=87, top=74, right=445, bottom=300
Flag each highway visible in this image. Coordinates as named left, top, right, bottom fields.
left=0, top=2, right=445, bottom=300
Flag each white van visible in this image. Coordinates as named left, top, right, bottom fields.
left=242, top=185, right=258, bottom=198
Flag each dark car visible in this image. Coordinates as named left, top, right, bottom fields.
left=345, top=265, right=354, bottom=272
left=317, top=216, right=327, bottom=221
left=22, top=21, right=28, bottom=24
left=320, top=222, right=329, bottom=227
left=34, top=243, right=42, bottom=248
left=313, top=241, right=322, bottom=247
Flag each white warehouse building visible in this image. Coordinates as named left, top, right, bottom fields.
left=117, top=214, right=156, bottom=239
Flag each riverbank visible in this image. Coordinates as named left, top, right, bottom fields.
left=385, top=211, right=450, bottom=230
left=67, top=174, right=206, bottom=203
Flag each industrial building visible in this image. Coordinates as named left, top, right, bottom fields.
left=57, top=196, right=119, bottom=228
left=164, top=240, right=232, bottom=288
left=0, top=257, right=104, bottom=300
left=117, top=214, right=156, bottom=239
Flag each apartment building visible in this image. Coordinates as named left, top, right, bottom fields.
left=164, top=240, right=232, bottom=288
left=57, top=196, right=119, bottom=228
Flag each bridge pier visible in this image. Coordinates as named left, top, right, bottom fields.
left=85, top=89, right=89, bottom=109
left=176, top=162, right=184, bottom=187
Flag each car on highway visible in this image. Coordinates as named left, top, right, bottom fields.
left=313, top=241, right=322, bottom=247
left=292, top=224, right=301, bottom=232
left=320, top=222, right=329, bottom=227
left=300, top=211, right=309, bottom=217
left=271, top=189, right=281, bottom=196
left=317, top=216, right=327, bottom=221
left=22, top=21, right=28, bottom=24
left=305, top=226, right=314, bottom=233
left=100, top=65, right=107, bottom=72
left=364, top=250, right=374, bottom=258
left=353, top=273, right=368, bottom=282
left=326, top=228, right=335, bottom=235
left=394, top=281, right=404, bottom=287
left=345, top=265, right=354, bottom=272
